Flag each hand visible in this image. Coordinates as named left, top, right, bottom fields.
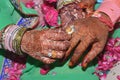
left=64, top=17, right=109, bottom=68
left=21, top=28, right=71, bottom=64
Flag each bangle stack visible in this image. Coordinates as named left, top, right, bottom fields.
left=2, top=25, right=28, bottom=55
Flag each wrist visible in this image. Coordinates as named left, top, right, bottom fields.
left=21, top=31, right=29, bottom=54
left=21, top=30, right=33, bottom=54
left=91, top=11, right=113, bottom=31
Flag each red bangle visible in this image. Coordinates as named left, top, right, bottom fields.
left=91, top=11, right=114, bottom=31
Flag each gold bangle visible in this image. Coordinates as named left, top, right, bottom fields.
left=13, top=27, right=28, bottom=55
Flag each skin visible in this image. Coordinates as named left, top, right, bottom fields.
left=21, top=28, right=71, bottom=64
left=59, top=0, right=106, bottom=68
left=64, top=16, right=109, bottom=68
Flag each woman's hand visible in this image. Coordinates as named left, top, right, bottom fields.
left=21, top=28, right=71, bottom=64
left=64, top=17, right=109, bottom=68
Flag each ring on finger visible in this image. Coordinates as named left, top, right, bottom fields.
left=66, top=25, right=75, bottom=34
left=48, top=50, right=57, bottom=58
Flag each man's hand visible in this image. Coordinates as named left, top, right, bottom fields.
left=21, top=28, right=71, bottom=64
left=64, top=17, right=109, bottom=68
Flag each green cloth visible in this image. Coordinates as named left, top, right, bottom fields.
left=112, top=28, right=120, bottom=38
left=21, top=57, right=98, bottom=80
left=0, top=0, right=20, bottom=30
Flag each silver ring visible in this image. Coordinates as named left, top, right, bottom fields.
left=47, top=50, right=56, bottom=58
left=48, top=51, right=52, bottom=57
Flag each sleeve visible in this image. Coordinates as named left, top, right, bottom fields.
left=97, top=0, right=120, bottom=25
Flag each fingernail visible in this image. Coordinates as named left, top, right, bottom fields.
left=82, top=60, right=88, bottom=68
left=69, top=61, right=73, bottom=67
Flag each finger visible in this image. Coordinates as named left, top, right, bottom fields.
left=45, top=29, right=71, bottom=41
left=63, top=35, right=80, bottom=60
left=42, top=40, right=70, bottom=51
left=28, top=52, right=56, bottom=64
left=41, top=50, right=65, bottom=59
left=40, top=57, right=56, bottom=64
left=82, top=41, right=106, bottom=68
left=69, top=37, right=94, bottom=67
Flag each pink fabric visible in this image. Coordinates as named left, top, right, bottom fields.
left=95, top=38, right=120, bottom=80
left=25, top=0, right=58, bottom=27
left=97, top=0, right=120, bottom=26
left=42, top=2, right=59, bottom=27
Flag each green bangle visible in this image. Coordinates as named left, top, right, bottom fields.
left=13, top=27, right=28, bottom=55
